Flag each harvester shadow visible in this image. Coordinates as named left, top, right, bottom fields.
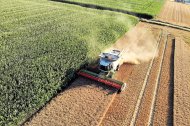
left=50, top=0, right=153, bottom=19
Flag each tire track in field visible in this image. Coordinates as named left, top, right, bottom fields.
left=172, top=3, right=175, bottom=22
left=1, top=0, right=78, bottom=25
left=97, top=92, right=117, bottom=126
left=1, top=0, right=73, bottom=14
left=129, top=30, right=163, bottom=126
left=174, top=3, right=178, bottom=24
left=1, top=8, right=60, bottom=25
left=176, top=3, right=180, bottom=25
left=0, top=2, right=25, bottom=10
left=0, top=10, right=74, bottom=34
left=178, top=4, right=182, bottom=24
left=134, top=31, right=167, bottom=126
left=0, top=4, right=44, bottom=15
left=0, top=6, right=54, bottom=20
left=184, top=5, right=189, bottom=25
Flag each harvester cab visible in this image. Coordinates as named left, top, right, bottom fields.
left=78, top=49, right=126, bottom=93
left=99, top=50, right=122, bottom=72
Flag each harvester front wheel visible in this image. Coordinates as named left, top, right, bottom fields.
left=118, top=83, right=127, bottom=93
left=116, top=65, right=120, bottom=71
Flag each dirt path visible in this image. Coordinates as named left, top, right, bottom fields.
left=157, top=0, right=190, bottom=27
left=174, top=37, right=190, bottom=126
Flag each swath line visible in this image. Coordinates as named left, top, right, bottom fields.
left=97, top=93, right=117, bottom=126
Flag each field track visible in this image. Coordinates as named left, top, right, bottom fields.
left=157, top=0, right=190, bottom=27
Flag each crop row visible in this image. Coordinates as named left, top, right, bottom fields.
left=0, top=6, right=56, bottom=22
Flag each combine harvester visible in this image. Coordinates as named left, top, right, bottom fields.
left=78, top=50, right=127, bottom=93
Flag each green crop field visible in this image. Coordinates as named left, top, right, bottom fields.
left=60, top=0, right=164, bottom=17
left=0, top=0, right=138, bottom=125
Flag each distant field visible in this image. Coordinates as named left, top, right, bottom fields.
left=0, top=0, right=138, bottom=125
left=58, top=0, right=164, bottom=17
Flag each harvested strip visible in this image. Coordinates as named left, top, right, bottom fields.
left=24, top=78, right=117, bottom=126
left=174, top=38, right=190, bottom=126
left=134, top=32, right=167, bottom=126
left=152, top=34, right=174, bottom=125
left=114, top=63, right=134, bottom=82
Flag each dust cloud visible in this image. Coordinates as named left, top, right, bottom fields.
left=122, top=27, right=158, bottom=64
left=106, top=26, right=159, bottom=65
